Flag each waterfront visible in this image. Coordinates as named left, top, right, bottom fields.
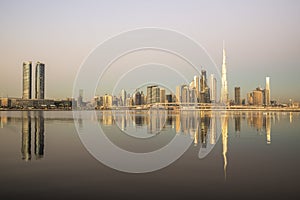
left=0, top=110, right=300, bottom=199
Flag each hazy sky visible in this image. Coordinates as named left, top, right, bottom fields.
left=0, top=0, right=299, bottom=102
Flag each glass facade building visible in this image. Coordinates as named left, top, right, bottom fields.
left=35, top=62, right=45, bottom=99
left=23, top=62, right=32, bottom=99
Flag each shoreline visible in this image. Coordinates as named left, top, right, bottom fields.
left=1, top=107, right=300, bottom=112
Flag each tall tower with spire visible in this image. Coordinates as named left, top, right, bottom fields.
left=221, top=41, right=228, bottom=104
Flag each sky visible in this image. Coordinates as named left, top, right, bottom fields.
left=0, top=0, right=299, bottom=102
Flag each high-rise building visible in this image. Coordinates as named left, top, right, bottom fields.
left=210, top=74, right=217, bottom=103
left=140, top=91, right=145, bottom=105
left=200, top=70, right=207, bottom=92
left=152, top=86, right=160, bottom=103
left=247, top=92, right=253, bottom=105
left=146, top=86, right=153, bottom=104
left=194, top=75, right=199, bottom=96
left=265, top=77, right=270, bottom=106
left=181, top=85, right=189, bottom=103
left=176, top=86, right=181, bottom=103
left=103, top=94, right=112, bottom=108
left=160, top=88, right=166, bottom=103
left=234, top=87, right=241, bottom=105
left=120, top=89, right=127, bottom=106
left=190, top=87, right=197, bottom=104
left=253, top=88, right=263, bottom=106
left=35, top=62, right=45, bottom=99
left=23, top=61, right=32, bottom=99
left=199, top=70, right=210, bottom=103
left=78, top=89, right=83, bottom=107
left=220, top=41, right=228, bottom=104
left=166, top=94, right=173, bottom=104
left=134, top=91, right=141, bottom=105
left=146, top=85, right=160, bottom=104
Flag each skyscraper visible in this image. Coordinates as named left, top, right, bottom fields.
left=160, top=88, right=166, bottom=103
left=200, top=70, right=210, bottom=103
left=78, top=89, right=83, bottom=107
left=152, top=86, right=160, bottom=103
left=146, top=86, right=153, bottom=104
left=120, top=89, right=127, bottom=106
left=176, top=86, right=181, bottom=103
left=200, top=70, right=207, bottom=92
left=265, top=77, right=270, bottom=106
left=181, top=85, right=189, bottom=103
left=253, top=88, right=263, bottom=106
left=210, top=74, right=217, bottom=103
left=194, top=75, right=199, bottom=97
left=23, top=61, right=32, bottom=99
left=221, top=42, right=228, bottom=104
left=35, top=62, right=45, bottom=99
left=134, top=91, right=141, bottom=105
left=234, top=87, right=241, bottom=105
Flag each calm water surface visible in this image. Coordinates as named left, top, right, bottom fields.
left=0, top=110, right=299, bottom=199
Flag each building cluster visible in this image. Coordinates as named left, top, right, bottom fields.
left=0, top=61, right=74, bottom=109
left=231, top=77, right=273, bottom=106
left=246, top=77, right=271, bottom=106
left=89, top=87, right=174, bottom=109
left=88, top=43, right=299, bottom=109
left=1, top=43, right=299, bottom=110
left=176, top=70, right=217, bottom=106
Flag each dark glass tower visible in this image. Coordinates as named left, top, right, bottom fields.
left=234, top=87, right=241, bottom=105
left=35, top=62, right=45, bottom=99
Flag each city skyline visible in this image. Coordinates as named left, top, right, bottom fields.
left=0, top=0, right=299, bottom=102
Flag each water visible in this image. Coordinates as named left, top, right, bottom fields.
left=0, top=110, right=299, bottom=199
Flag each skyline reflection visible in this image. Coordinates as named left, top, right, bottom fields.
left=98, top=110, right=279, bottom=178
left=21, top=111, right=44, bottom=161
left=0, top=110, right=294, bottom=176
left=0, top=110, right=299, bottom=199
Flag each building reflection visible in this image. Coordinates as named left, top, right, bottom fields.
left=234, top=113, right=241, bottom=134
left=263, top=113, right=271, bottom=145
left=34, top=111, right=44, bottom=159
left=221, top=113, right=228, bottom=180
left=21, top=111, right=31, bottom=161
left=21, top=111, right=45, bottom=161
left=111, top=110, right=216, bottom=147
left=102, top=110, right=114, bottom=125
left=247, top=112, right=273, bottom=144
left=112, top=110, right=168, bottom=135
left=210, top=114, right=216, bottom=145
left=289, top=112, right=293, bottom=124
left=110, top=110, right=276, bottom=179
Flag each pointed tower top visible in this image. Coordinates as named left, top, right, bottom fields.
left=222, top=40, right=226, bottom=65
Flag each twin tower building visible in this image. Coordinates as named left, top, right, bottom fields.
left=22, top=61, right=45, bottom=100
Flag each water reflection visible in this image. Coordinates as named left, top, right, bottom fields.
left=97, top=111, right=275, bottom=148
left=98, top=110, right=280, bottom=178
left=21, top=111, right=31, bottom=161
left=246, top=112, right=272, bottom=145
left=34, top=111, right=44, bottom=159
left=1, top=110, right=295, bottom=177
left=21, top=111, right=44, bottom=161
left=221, top=113, right=228, bottom=180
